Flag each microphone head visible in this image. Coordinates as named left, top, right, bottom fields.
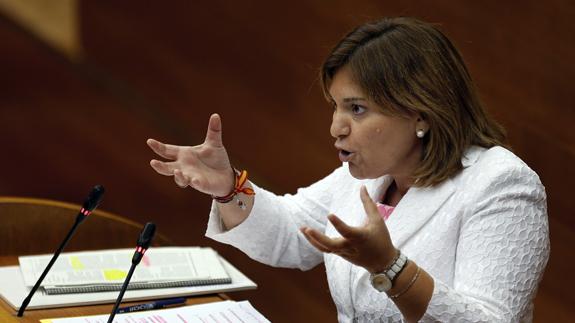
left=82, top=185, right=105, bottom=212
left=136, top=222, right=156, bottom=249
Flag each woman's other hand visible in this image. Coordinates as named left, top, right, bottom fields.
left=300, top=185, right=397, bottom=273
left=147, top=113, right=235, bottom=197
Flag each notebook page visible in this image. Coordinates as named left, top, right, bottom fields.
left=19, top=247, right=226, bottom=287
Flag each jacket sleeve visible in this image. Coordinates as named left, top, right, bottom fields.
left=421, top=158, right=550, bottom=322
left=205, top=165, right=351, bottom=271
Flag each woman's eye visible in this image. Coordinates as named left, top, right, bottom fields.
left=351, top=104, right=366, bottom=115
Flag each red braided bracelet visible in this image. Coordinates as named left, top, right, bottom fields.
left=212, top=169, right=255, bottom=204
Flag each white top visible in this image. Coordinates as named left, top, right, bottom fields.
left=206, top=146, right=550, bottom=322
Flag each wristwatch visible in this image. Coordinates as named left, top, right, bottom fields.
left=369, top=251, right=408, bottom=292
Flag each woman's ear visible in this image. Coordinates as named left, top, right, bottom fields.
left=415, top=114, right=430, bottom=138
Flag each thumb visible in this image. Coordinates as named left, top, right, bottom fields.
left=360, top=185, right=380, bottom=222
left=204, top=113, right=224, bottom=147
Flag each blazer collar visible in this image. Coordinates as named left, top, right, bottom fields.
left=384, top=177, right=455, bottom=248
left=363, top=146, right=483, bottom=247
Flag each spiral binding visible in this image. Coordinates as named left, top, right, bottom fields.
left=43, top=277, right=232, bottom=295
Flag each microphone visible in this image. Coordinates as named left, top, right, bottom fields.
left=80, top=185, right=105, bottom=220
left=107, top=222, right=156, bottom=323
left=17, top=185, right=105, bottom=317
left=132, top=222, right=156, bottom=265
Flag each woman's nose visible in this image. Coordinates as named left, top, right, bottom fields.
left=330, top=111, right=350, bottom=138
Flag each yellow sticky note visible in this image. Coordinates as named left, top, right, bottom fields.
left=103, top=269, right=127, bottom=281
left=69, top=256, right=84, bottom=270
left=40, top=320, right=53, bottom=323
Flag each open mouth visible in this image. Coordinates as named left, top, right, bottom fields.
left=338, top=149, right=354, bottom=162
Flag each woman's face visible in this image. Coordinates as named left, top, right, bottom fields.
left=328, top=66, right=427, bottom=180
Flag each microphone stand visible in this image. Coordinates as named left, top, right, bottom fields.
left=108, top=263, right=137, bottom=322
left=17, top=185, right=105, bottom=317
left=107, top=222, right=156, bottom=323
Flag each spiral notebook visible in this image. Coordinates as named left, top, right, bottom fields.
left=18, top=247, right=231, bottom=295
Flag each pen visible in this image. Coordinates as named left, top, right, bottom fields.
left=116, top=297, right=187, bottom=313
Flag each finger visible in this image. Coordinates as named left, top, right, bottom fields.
left=328, top=214, right=363, bottom=239
left=147, top=138, right=180, bottom=159
left=304, top=227, right=346, bottom=251
left=150, top=159, right=177, bottom=176
left=204, top=114, right=224, bottom=148
left=304, top=228, right=358, bottom=258
left=300, top=228, right=332, bottom=253
left=173, top=169, right=190, bottom=188
left=360, top=185, right=380, bottom=221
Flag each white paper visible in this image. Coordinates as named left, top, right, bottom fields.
left=39, top=300, right=270, bottom=323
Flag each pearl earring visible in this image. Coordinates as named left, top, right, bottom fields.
left=416, top=129, right=425, bottom=138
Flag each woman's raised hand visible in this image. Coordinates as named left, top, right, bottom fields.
left=300, top=186, right=397, bottom=273
left=147, top=113, right=235, bottom=197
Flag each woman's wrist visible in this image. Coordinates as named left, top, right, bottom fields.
left=214, top=168, right=256, bottom=230
left=385, top=260, right=434, bottom=322
left=217, top=180, right=255, bottom=230
left=212, top=168, right=255, bottom=207
left=212, top=167, right=239, bottom=201
left=385, top=260, right=418, bottom=296
left=368, top=248, right=400, bottom=274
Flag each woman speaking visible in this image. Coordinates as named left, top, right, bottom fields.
left=147, top=17, right=549, bottom=322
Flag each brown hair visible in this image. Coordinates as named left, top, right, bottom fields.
left=320, top=17, right=507, bottom=186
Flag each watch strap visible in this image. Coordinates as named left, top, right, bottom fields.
left=385, top=252, right=407, bottom=282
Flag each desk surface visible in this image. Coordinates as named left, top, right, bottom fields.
left=0, top=256, right=227, bottom=323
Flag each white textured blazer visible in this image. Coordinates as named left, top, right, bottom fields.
left=206, top=146, right=549, bottom=322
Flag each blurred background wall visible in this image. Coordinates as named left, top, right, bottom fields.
left=0, top=1, right=573, bottom=322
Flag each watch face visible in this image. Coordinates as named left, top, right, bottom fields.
left=371, top=274, right=392, bottom=292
